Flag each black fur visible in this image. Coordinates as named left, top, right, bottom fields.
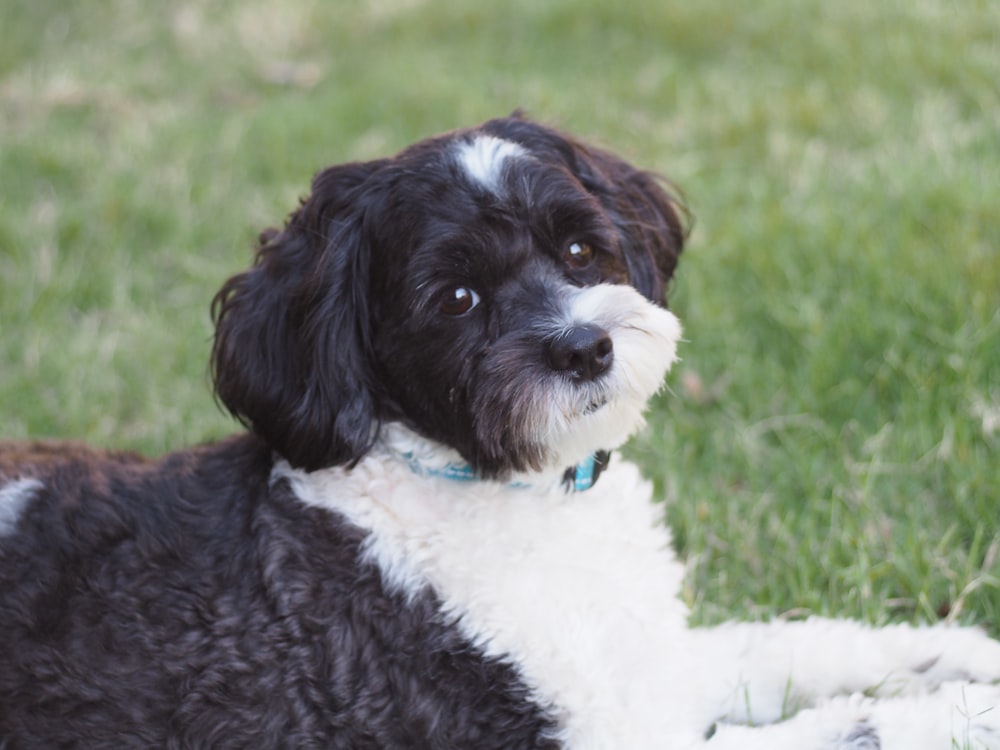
left=0, top=437, right=560, bottom=748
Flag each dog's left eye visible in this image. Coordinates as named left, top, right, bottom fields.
left=439, top=287, right=481, bottom=316
left=564, top=241, right=595, bottom=270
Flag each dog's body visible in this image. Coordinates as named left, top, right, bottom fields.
left=2, top=115, right=999, bottom=749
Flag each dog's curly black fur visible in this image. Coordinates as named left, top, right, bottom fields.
left=0, top=438, right=560, bottom=748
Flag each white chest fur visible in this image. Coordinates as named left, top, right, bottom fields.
left=278, top=447, right=695, bottom=749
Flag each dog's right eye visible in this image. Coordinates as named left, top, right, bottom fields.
left=564, top=241, right=595, bottom=270
left=439, top=287, right=481, bottom=316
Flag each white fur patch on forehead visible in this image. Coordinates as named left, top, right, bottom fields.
left=0, top=477, right=42, bottom=537
left=454, top=135, right=527, bottom=194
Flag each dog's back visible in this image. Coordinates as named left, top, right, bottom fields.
left=0, top=439, right=146, bottom=475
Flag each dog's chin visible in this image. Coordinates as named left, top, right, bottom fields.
left=533, top=377, right=659, bottom=476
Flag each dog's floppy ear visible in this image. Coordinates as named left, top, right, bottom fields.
left=211, top=160, right=386, bottom=471
left=571, top=143, right=688, bottom=306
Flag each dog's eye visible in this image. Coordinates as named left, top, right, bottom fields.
left=564, top=241, right=595, bottom=270
left=439, top=287, right=481, bottom=316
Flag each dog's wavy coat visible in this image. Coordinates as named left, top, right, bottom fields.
left=2, top=115, right=999, bottom=749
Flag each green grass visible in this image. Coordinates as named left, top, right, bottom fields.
left=2, top=0, right=998, bottom=634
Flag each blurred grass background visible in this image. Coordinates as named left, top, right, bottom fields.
left=1, top=0, right=998, bottom=633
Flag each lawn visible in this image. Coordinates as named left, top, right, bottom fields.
left=2, top=0, right=998, bottom=633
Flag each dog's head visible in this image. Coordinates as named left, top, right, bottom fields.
left=211, top=115, right=686, bottom=478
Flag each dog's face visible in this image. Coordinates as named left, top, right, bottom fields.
left=212, top=115, right=685, bottom=477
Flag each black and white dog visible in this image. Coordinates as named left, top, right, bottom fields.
left=2, top=115, right=999, bottom=749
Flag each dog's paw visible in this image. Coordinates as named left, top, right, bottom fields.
left=705, top=686, right=1000, bottom=750
left=905, top=627, right=1000, bottom=687
left=705, top=693, right=881, bottom=750
left=868, top=682, right=1000, bottom=750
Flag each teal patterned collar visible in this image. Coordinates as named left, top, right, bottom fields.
left=397, top=450, right=610, bottom=493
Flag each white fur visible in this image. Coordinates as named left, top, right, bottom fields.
left=280, top=443, right=692, bottom=747
left=278, top=445, right=1000, bottom=750
left=454, top=135, right=527, bottom=194
left=275, top=283, right=1000, bottom=748
left=0, top=477, right=41, bottom=538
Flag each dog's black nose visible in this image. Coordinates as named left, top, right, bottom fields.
left=546, top=325, right=614, bottom=380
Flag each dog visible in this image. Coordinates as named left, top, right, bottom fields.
left=2, top=114, right=999, bottom=749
